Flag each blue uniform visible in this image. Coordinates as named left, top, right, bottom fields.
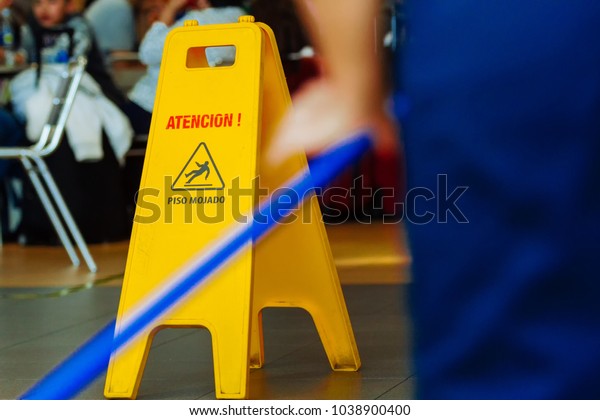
left=400, top=1, right=600, bottom=398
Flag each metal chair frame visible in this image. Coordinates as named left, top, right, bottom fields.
left=0, top=56, right=97, bottom=272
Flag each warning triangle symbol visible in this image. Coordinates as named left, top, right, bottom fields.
left=171, top=142, right=225, bottom=191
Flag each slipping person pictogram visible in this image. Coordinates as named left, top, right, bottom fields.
left=186, top=161, right=210, bottom=184
left=171, top=143, right=224, bottom=191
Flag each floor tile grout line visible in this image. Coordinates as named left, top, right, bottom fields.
left=195, top=389, right=215, bottom=400
left=374, top=373, right=415, bottom=400
left=0, top=310, right=117, bottom=353
left=149, top=329, right=200, bottom=349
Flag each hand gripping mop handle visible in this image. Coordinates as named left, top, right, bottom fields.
left=20, top=132, right=373, bottom=400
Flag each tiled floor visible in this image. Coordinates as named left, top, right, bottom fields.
left=0, top=222, right=414, bottom=400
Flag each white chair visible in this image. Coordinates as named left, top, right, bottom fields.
left=0, top=56, right=97, bottom=272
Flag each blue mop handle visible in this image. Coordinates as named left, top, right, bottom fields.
left=20, top=132, right=373, bottom=400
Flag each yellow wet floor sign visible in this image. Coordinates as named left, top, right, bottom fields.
left=104, top=16, right=360, bottom=400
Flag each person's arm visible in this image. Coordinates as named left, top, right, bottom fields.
left=296, top=0, right=383, bottom=116
left=138, top=0, right=188, bottom=66
left=158, top=0, right=189, bottom=26
left=268, top=0, right=395, bottom=163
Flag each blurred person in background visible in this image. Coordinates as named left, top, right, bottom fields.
left=9, top=0, right=133, bottom=244
left=19, top=0, right=125, bottom=106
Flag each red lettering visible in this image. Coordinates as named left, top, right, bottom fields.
left=214, top=114, right=223, bottom=127
left=165, top=113, right=239, bottom=129
left=166, top=116, right=175, bottom=129
left=201, top=114, right=210, bottom=128
left=191, top=115, right=201, bottom=128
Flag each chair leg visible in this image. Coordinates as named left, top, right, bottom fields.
left=32, top=156, right=98, bottom=273
left=20, top=157, right=81, bottom=268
